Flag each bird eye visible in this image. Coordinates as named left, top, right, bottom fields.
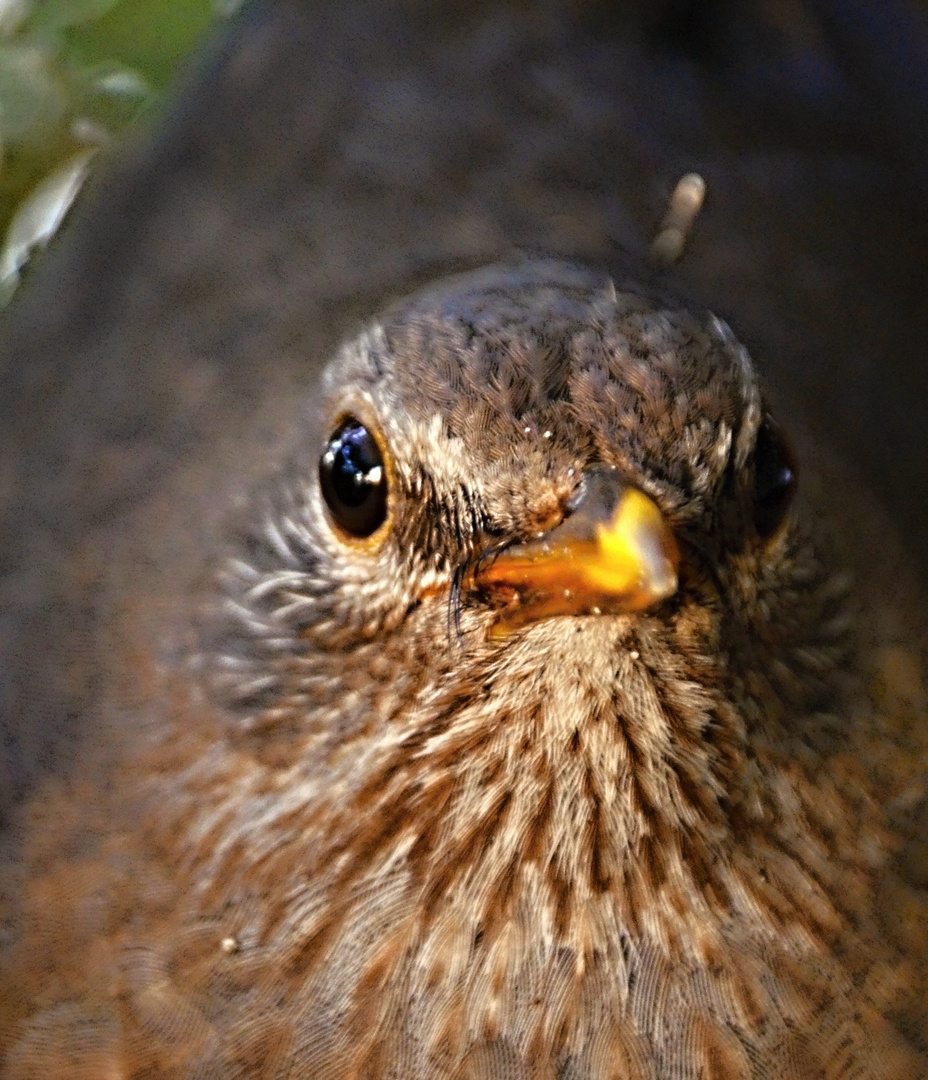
left=319, top=417, right=389, bottom=539
left=752, top=418, right=798, bottom=539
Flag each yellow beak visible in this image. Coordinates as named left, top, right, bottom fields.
left=475, top=468, right=679, bottom=632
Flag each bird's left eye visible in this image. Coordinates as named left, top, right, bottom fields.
left=319, top=417, right=389, bottom=538
left=752, top=418, right=798, bottom=539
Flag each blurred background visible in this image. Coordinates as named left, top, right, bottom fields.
left=0, top=0, right=226, bottom=302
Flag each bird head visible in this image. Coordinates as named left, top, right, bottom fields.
left=190, top=260, right=845, bottom=961
left=210, top=259, right=808, bottom=749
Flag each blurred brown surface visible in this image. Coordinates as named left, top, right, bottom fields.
left=0, top=0, right=926, bottom=813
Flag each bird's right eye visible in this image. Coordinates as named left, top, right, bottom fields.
left=752, top=418, right=798, bottom=540
left=319, top=417, right=389, bottom=539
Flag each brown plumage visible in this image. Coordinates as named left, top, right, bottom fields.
left=2, top=260, right=927, bottom=1078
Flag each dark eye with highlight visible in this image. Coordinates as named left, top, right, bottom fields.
left=752, top=418, right=798, bottom=540
left=320, top=418, right=389, bottom=538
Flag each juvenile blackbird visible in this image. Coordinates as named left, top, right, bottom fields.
left=2, top=260, right=927, bottom=1078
